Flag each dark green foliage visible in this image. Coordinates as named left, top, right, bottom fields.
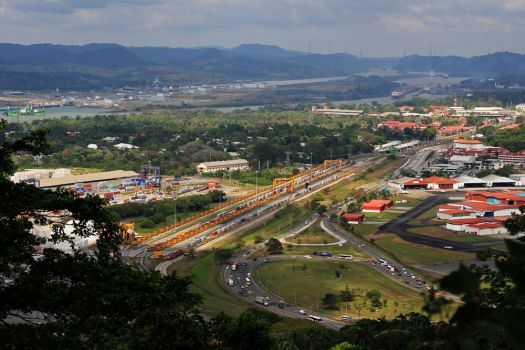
left=266, top=238, right=283, bottom=255
left=322, top=293, right=339, bottom=310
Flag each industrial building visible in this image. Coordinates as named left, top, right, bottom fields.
left=342, top=213, right=365, bottom=224
left=361, top=199, right=393, bottom=213
left=197, top=159, right=249, bottom=173
left=38, top=170, right=139, bottom=189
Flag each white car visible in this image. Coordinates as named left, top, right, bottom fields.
left=299, top=309, right=307, bottom=315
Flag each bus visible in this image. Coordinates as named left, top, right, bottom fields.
left=308, top=315, right=322, bottom=322
left=338, top=254, right=353, bottom=260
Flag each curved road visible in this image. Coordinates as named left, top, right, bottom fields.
left=221, top=210, right=434, bottom=330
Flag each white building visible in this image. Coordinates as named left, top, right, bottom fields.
left=197, top=159, right=250, bottom=173
left=453, top=139, right=484, bottom=150
left=11, top=168, right=72, bottom=184
left=114, top=143, right=139, bottom=150
left=465, top=223, right=508, bottom=235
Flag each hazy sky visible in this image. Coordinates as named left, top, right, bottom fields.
left=1, top=0, right=524, bottom=57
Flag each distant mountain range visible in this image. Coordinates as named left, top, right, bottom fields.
left=395, top=52, right=525, bottom=77
left=0, top=43, right=524, bottom=90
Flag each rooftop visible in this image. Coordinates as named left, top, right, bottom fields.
left=39, top=170, right=139, bottom=188
left=424, top=176, right=457, bottom=185
left=198, top=159, right=249, bottom=167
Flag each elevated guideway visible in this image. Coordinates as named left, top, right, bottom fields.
left=124, top=159, right=374, bottom=260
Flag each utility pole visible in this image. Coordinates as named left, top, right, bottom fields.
left=174, top=197, right=177, bottom=229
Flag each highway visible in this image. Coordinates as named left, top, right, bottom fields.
left=219, top=206, right=434, bottom=330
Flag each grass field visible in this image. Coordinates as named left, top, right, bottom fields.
left=407, top=226, right=504, bottom=244
left=171, top=253, right=251, bottom=316
left=287, top=223, right=338, bottom=244
left=257, top=260, right=453, bottom=320
left=373, top=234, right=476, bottom=266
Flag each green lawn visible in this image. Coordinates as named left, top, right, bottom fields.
left=178, top=253, right=251, bottom=316
left=351, top=223, right=382, bottom=238
left=257, top=260, right=451, bottom=320
left=287, top=223, right=338, bottom=244
left=407, top=226, right=504, bottom=244
left=373, top=234, right=476, bottom=266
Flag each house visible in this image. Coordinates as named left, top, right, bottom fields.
left=403, top=179, right=428, bottom=190
left=465, top=222, right=508, bottom=235
left=424, top=176, right=458, bottom=190
left=361, top=199, right=393, bottom=213
left=454, top=201, right=521, bottom=217
left=197, top=159, right=249, bottom=173
left=342, top=213, right=365, bottom=224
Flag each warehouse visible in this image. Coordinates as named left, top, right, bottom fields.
left=452, top=175, right=487, bottom=189
left=342, top=213, right=365, bottom=224
left=38, top=170, right=139, bottom=189
left=361, top=199, right=393, bottom=213
left=403, top=179, right=428, bottom=190
left=424, top=176, right=458, bottom=190
left=465, top=223, right=508, bottom=235
left=437, top=209, right=476, bottom=220
left=481, top=174, right=517, bottom=188
left=197, top=159, right=249, bottom=173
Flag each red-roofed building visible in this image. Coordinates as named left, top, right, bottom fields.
left=361, top=199, right=393, bottom=213
left=465, top=222, right=508, bottom=235
left=437, top=209, right=476, bottom=220
left=453, top=201, right=521, bottom=217
left=403, top=179, right=428, bottom=189
left=377, top=121, right=429, bottom=131
left=342, top=213, right=365, bottom=224
left=445, top=217, right=504, bottom=231
left=498, top=150, right=525, bottom=168
left=465, top=191, right=525, bottom=205
left=424, top=176, right=458, bottom=190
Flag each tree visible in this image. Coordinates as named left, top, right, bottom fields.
left=322, top=293, right=339, bottom=310
left=265, top=238, right=283, bottom=255
left=214, top=248, right=233, bottom=263
left=340, top=286, right=355, bottom=302
left=0, top=120, right=209, bottom=348
left=335, top=270, right=342, bottom=279
left=330, top=342, right=364, bottom=350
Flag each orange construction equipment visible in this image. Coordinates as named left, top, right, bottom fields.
left=121, top=223, right=135, bottom=243
left=131, top=187, right=270, bottom=244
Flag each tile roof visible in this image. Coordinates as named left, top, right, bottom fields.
left=424, top=176, right=457, bottom=185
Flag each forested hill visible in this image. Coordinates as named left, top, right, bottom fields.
left=0, top=43, right=395, bottom=90
left=396, top=52, right=525, bottom=77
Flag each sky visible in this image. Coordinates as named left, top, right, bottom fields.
left=1, top=0, right=524, bottom=57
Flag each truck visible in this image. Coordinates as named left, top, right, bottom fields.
left=255, top=296, right=269, bottom=306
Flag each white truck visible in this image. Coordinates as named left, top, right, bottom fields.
left=255, top=296, right=269, bottom=306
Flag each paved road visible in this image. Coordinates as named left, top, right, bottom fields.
left=221, top=211, right=433, bottom=330
left=379, top=193, right=502, bottom=253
